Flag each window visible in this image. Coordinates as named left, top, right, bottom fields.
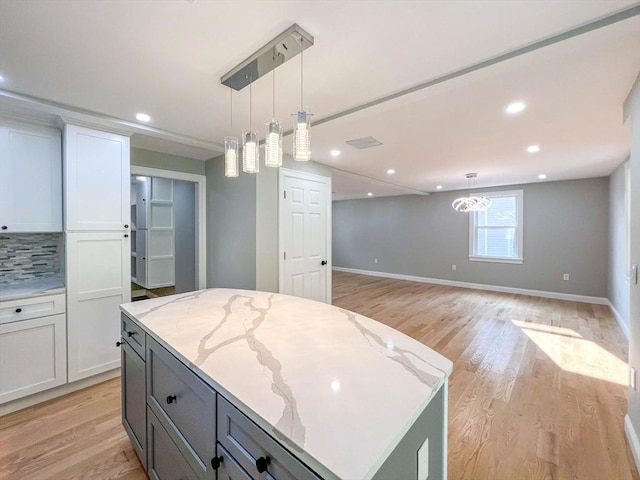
left=469, top=190, right=523, bottom=264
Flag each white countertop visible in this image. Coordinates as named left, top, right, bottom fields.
left=120, top=289, right=452, bottom=480
left=0, top=277, right=65, bottom=301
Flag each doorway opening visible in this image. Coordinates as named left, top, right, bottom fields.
left=129, top=166, right=207, bottom=300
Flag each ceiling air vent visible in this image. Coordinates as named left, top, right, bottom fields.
left=345, top=136, right=383, bottom=149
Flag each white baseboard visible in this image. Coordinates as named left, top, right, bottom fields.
left=0, top=368, right=120, bottom=417
left=333, top=267, right=609, bottom=305
left=608, top=300, right=630, bottom=339
left=625, top=414, right=640, bottom=476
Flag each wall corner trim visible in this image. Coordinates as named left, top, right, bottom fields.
left=332, top=267, right=609, bottom=305
left=608, top=300, right=630, bottom=339
left=625, top=414, right=640, bottom=476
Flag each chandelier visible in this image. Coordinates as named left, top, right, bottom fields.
left=452, top=173, right=492, bottom=212
left=221, top=24, right=314, bottom=177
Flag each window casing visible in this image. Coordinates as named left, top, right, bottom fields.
left=469, top=190, right=523, bottom=264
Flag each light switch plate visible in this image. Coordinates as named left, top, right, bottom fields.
left=418, top=437, right=429, bottom=480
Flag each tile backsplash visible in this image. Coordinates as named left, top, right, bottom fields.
left=0, top=233, right=64, bottom=284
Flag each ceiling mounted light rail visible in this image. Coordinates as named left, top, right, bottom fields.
left=452, top=173, right=491, bottom=213
left=221, top=24, right=314, bottom=91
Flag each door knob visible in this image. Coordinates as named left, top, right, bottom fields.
left=166, top=394, right=177, bottom=404
left=124, top=234, right=129, bottom=238
left=1, top=226, right=7, bottom=230
left=255, top=456, right=271, bottom=473
left=210, top=456, right=223, bottom=470
left=124, top=224, right=129, bottom=228
left=321, top=260, right=327, bottom=266
left=116, top=341, right=122, bottom=347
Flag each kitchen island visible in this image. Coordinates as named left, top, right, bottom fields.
left=120, top=289, right=452, bottom=480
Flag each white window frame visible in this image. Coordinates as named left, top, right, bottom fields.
left=469, top=189, right=524, bottom=264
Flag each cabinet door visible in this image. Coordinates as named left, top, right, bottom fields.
left=66, top=232, right=130, bottom=381
left=147, top=408, right=199, bottom=480
left=122, top=341, right=147, bottom=469
left=0, top=120, right=62, bottom=232
left=64, top=124, right=130, bottom=231
left=0, top=313, right=67, bottom=403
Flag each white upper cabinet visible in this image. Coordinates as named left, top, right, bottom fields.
left=0, top=119, right=62, bottom=232
left=64, top=124, right=130, bottom=231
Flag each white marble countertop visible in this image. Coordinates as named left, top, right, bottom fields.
left=0, top=277, right=65, bottom=301
left=120, top=289, right=452, bottom=480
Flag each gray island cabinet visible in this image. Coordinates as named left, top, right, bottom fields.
left=119, top=289, right=452, bottom=480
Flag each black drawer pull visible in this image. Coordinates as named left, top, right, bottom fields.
left=1, top=226, right=7, bottom=230
left=210, top=456, right=223, bottom=470
left=166, top=395, right=177, bottom=404
left=127, top=330, right=136, bottom=337
left=15, top=308, right=22, bottom=313
left=116, top=341, right=122, bottom=347
left=255, top=456, right=271, bottom=473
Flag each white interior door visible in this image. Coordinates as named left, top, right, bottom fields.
left=147, top=177, right=175, bottom=288
left=66, top=232, right=130, bottom=381
left=279, top=169, right=331, bottom=303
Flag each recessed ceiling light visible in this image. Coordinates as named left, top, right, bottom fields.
left=527, top=145, right=540, bottom=153
left=506, top=101, right=526, bottom=114
left=386, top=169, right=395, bottom=175
left=436, top=185, right=443, bottom=190
left=538, top=173, right=547, bottom=180
left=367, top=192, right=373, bottom=197
left=136, top=113, right=151, bottom=122
left=330, top=149, right=341, bottom=157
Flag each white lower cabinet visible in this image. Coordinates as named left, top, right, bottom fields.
left=0, top=294, right=67, bottom=404
left=67, top=232, right=130, bottom=381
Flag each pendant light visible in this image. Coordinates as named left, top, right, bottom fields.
left=242, top=76, right=259, bottom=173
left=224, top=87, right=239, bottom=178
left=293, top=36, right=311, bottom=161
left=452, top=173, right=491, bottom=212
left=265, top=67, right=283, bottom=168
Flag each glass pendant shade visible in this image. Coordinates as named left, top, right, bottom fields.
left=224, top=136, right=239, bottom=177
left=242, top=131, right=259, bottom=173
left=293, top=110, right=311, bottom=161
left=265, top=119, right=283, bottom=167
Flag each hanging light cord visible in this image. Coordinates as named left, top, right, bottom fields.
left=229, top=87, right=233, bottom=129
left=249, top=75, right=253, bottom=131
left=300, top=37, right=304, bottom=109
left=272, top=68, right=276, bottom=117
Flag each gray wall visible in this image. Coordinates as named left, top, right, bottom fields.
left=608, top=161, right=629, bottom=331
left=624, top=71, right=640, bottom=460
left=333, top=177, right=609, bottom=297
left=206, top=154, right=257, bottom=290
left=174, top=180, right=196, bottom=294
left=131, top=147, right=206, bottom=175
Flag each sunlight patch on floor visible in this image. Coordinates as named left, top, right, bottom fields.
left=512, top=319, right=629, bottom=386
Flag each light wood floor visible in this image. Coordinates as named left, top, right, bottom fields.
left=1, top=271, right=637, bottom=480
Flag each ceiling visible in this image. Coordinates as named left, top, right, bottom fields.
left=0, top=0, right=638, bottom=199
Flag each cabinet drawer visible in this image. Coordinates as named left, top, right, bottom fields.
left=147, top=407, right=199, bottom=480
left=217, top=444, right=253, bottom=480
left=0, top=293, right=65, bottom=324
left=217, top=396, right=320, bottom=480
left=147, top=336, right=216, bottom=479
left=121, top=313, right=145, bottom=359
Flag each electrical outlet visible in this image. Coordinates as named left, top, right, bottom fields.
left=563, top=273, right=570, bottom=281
left=631, top=367, right=637, bottom=391
left=452, top=265, right=457, bottom=271
left=374, top=258, right=378, bottom=264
